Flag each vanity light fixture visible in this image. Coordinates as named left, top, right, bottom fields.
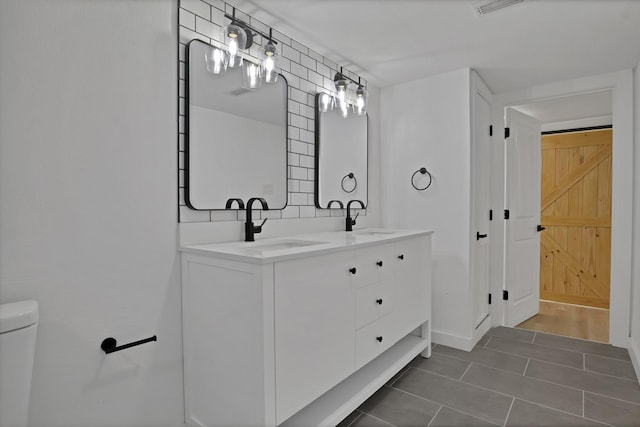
left=333, top=67, right=368, bottom=117
left=205, top=7, right=281, bottom=89
left=261, top=29, right=280, bottom=84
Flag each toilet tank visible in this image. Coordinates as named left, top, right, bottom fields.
left=0, top=300, right=39, bottom=427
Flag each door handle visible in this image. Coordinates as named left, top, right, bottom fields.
left=537, top=225, right=546, bottom=232
left=476, top=232, right=488, bottom=240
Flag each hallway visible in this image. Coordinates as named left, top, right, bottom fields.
left=516, top=300, right=609, bottom=343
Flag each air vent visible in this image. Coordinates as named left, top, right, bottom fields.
left=229, top=88, right=252, bottom=96
left=473, top=0, right=524, bottom=15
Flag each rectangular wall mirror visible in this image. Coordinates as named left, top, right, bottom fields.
left=315, top=94, right=368, bottom=208
left=185, top=39, right=288, bottom=210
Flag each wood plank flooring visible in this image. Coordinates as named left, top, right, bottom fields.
left=516, top=300, right=609, bottom=343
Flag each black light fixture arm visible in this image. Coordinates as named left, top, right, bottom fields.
left=224, top=8, right=278, bottom=47
left=334, top=67, right=366, bottom=89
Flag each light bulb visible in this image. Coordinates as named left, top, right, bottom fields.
left=261, top=41, right=279, bottom=84
left=355, top=86, right=367, bottom=115
left=222, top=24, right=247, bottom=68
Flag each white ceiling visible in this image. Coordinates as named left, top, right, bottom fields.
left=513, top=90, right=612, bottom=124
left=228, top=0, right=640, bottom=93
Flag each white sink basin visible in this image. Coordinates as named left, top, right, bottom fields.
left=243, top=240, right=327, bottom=253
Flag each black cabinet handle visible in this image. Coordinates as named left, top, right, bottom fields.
left=398, top=254, right=404, bottom=260
left=349, top=267, right=357, bottom=274
left=376, top=298, right=383, bottom=305
left=476, top=232, right=488, bottom=240
left=376, top=336, right=383, bottom=342
left=537, top=225, right=546, bottom=232
left=376, top=261, right=383, bottom=267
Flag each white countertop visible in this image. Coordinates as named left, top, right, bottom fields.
left=179, top=228, right=433, bottom=264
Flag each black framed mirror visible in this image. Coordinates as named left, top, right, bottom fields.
left=185, top=39, right=288, bottom=210
left=314, top=93, right=368, bottom=209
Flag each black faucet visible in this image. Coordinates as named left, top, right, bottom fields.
left=245, top=197, right=269, bottom=242
left=345, top=199, right=365, bottom=231
left=327, top=200, right=344, bottom=209
left=225, top=198, right=245, bottom=209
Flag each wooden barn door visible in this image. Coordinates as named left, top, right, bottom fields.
left=539, top=129, right=612, bottom=309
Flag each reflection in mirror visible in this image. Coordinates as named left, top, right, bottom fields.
left=185, top=39, right=288, bottom=210
left=315, top=94, right=368, bottom=209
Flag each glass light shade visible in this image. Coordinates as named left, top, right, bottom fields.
left=242, top=61, right=262, bottom=89
left=335, top=77, right=349, bottom=116
left=355, top=86, right=368, bottom=115
left=221, top=23, right=247, bottom=68
left=318, top=93, right=334, bottom=112
left=205, top=46, right=228, bottom=74
left=261, top=41, right=279, bottom=84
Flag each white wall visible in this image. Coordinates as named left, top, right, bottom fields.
left=380, top=69, right=473, bottom=345
left=631, top=62, right=640, bottom=376
left=0, top=1, right=183, bottom=426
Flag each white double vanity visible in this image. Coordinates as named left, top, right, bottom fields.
left=180, top=229, right=433, bottom=426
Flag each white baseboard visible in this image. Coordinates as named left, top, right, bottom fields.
left=432, top=317, right=491, bottom=351
left=629, top=337, right=640, bottom=385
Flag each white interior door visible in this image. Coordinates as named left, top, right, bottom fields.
left=504, top=108, right=541, bottom=326
left=472, top=88, right=491, bottom=328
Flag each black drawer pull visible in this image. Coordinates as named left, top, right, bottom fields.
left=376, top=336, right=383, bottom=342
left=376, top=298, right=383, bottom=305
left=376, top=261, right=383, bottom=267
left=349, top=267, right=357, bottom=274
left=476, top=232, right=488, bottom=240
left=398, top=254, right=404, bottom=260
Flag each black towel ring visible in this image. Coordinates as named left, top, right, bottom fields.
left=411, top=167, right=432, bottom=191
left=341, top=173, right=357, bottom=193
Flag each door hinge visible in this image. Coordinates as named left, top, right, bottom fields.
left=489, top=125, right=493, bottom=136
left=505, top=127, right=511, bottom=138
left=504, top=209, right=510, bottom=220
left=488, top=293, right=492, bottom=304
left=489, top=209, right=493, bottom=221
left=503, top=290, right=509, bottom=301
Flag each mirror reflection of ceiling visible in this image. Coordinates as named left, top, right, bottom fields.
left=190, top=42, right=285, bottom=126
left=226, top=0, right=640, bottom=93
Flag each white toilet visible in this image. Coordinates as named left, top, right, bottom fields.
left=0, top=300, right=39, bottom=427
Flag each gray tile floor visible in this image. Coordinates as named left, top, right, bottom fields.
left=339, top=327, right=640, bottom=427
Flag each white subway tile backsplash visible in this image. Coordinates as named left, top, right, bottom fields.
left=299, top=129, right=314, bottom=143
left=307, top=70, right=323, bottom=86
left=195, top=17, right=219, bottom=39
left=282, top=44, right=301, bottom=63
left=300, top=205, right=316, bottom=218
left=300, top=54, right=316, bottom=71
left=182, top=0, right=210, bottom=20
left=299, top=155, right=314, bottom=169
left=180, top=9, right=196, bottom=30
left=178, top=0, right=367, bottom=223
left=291, top=40, right=308, bottom=55
left=290, top=62, right=308, bottom=79
left=290, top=113, right=307, bottom=129
left=290, top=166, right=308, bottom=180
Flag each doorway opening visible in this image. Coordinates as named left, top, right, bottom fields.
left=507, top=92, right=613, bottom=343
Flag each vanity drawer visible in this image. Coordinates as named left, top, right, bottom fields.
left=355, top=314, right=397, bottom=369
left=353, top=243, right=394, bottom=288
left=355, top=281, right=394, bottom=329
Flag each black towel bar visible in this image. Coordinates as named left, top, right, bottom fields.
left=101, top=335, right=157, bottom=354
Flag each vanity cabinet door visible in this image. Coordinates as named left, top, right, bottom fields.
left=353, top=243, right=395, bottom=288
left=394, top=236, right=431, bottom=334
left=274, top=250, right=356, bottom=424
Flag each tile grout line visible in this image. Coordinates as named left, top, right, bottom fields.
left=522, top=357, right=530, bottom=376
left=458, top=362, right=474, bottom=381
left=531, top=331, right=537, bottom=343
left=358, top=412, right=396, bottom=427
left=583, top=352, right=586, bottom=370
left=387, top=366, right=410, bottom=387
left=483, top=335, right=492, bottom=348
left=583, top=389, right=640, bottom=407
left=426, top=405, right=443, bottom=427
left=343, top=410, right=363, bottom=427
left=582, top=390, right=585, bottom=417
left=502, top=398, right=515, bottom=427
left=388, top=380, right=502, bottom=426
